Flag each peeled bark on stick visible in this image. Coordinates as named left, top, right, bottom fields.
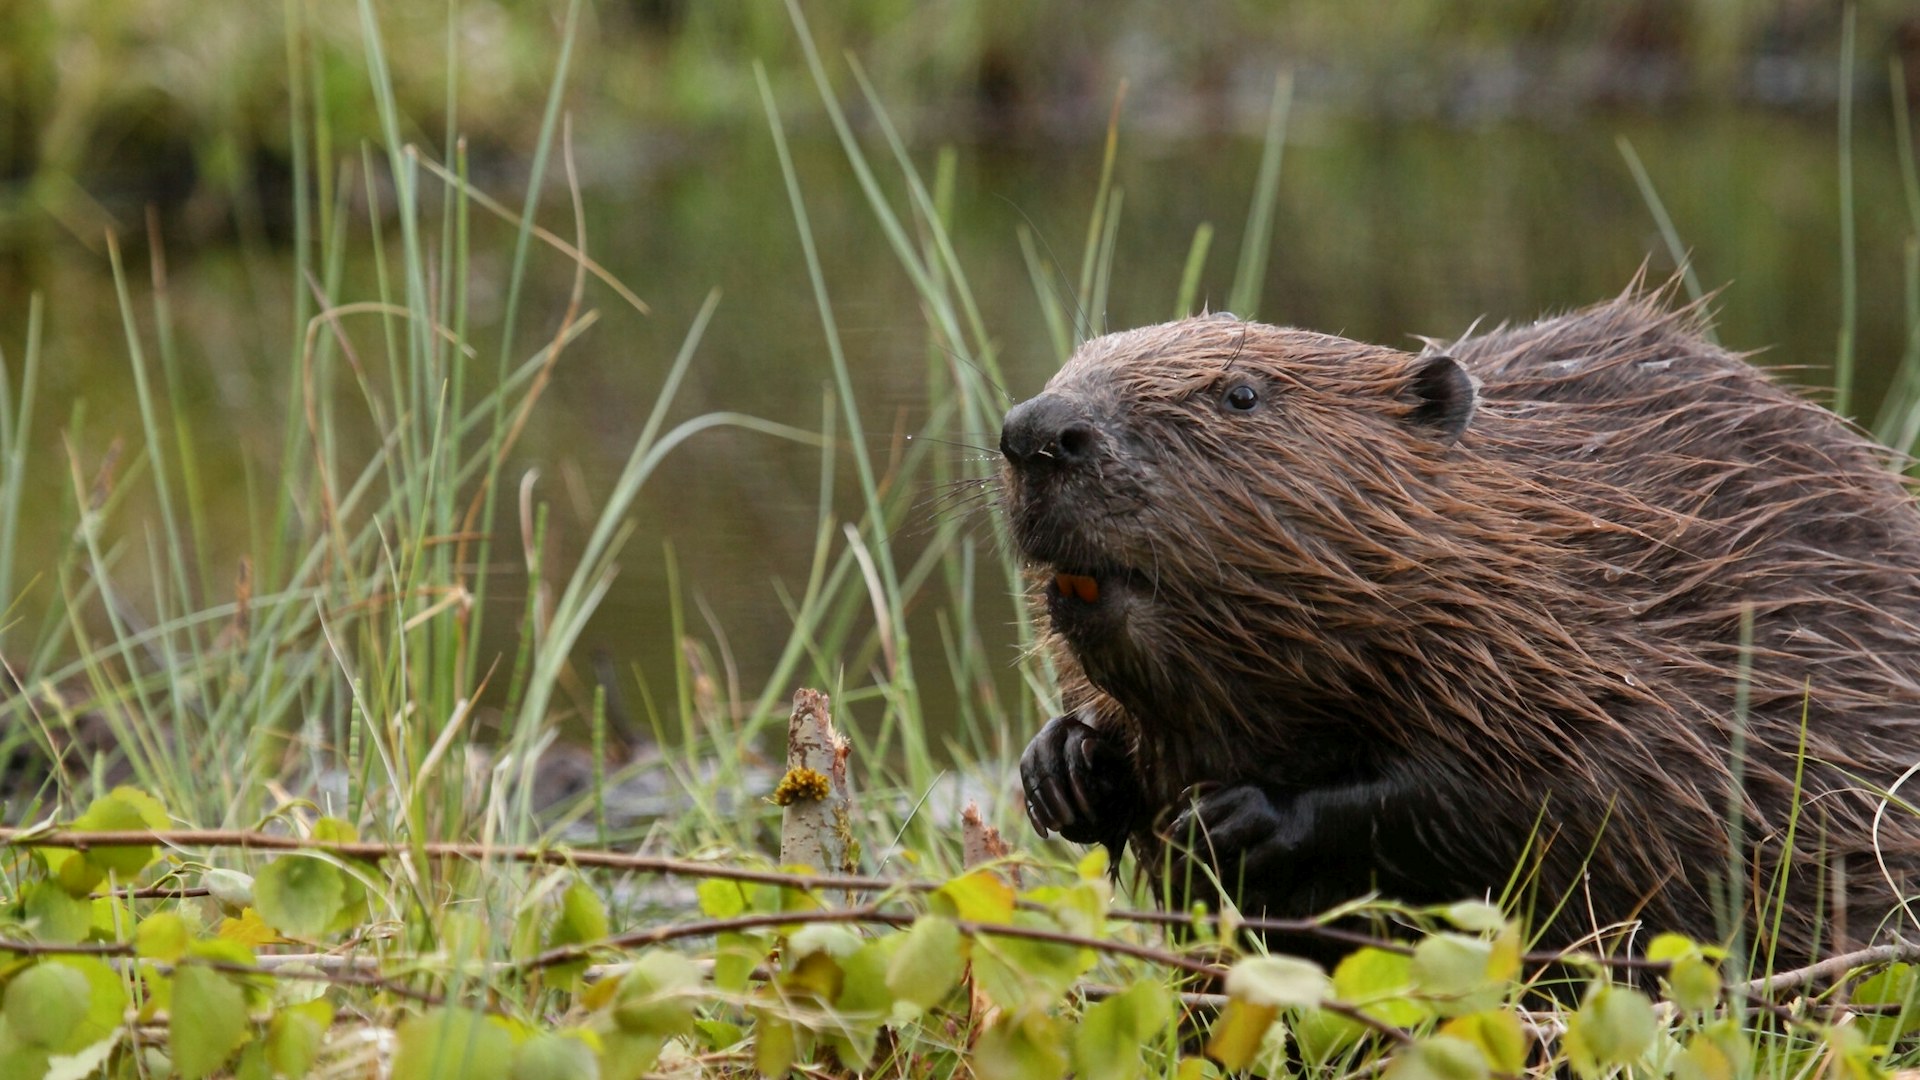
left=774, top=688, right=858, bottom=875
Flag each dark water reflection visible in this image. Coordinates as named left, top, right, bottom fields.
left=0, top=106, right=1910, bottom=749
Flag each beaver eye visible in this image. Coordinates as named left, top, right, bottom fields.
left=1222, top=383, right=1260, bottom=412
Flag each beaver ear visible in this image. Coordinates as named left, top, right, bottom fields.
left=1405, top=352, right=1477, bottom=442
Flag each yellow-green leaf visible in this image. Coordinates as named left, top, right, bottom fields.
left=1384, top=1034, right=1490, bottom=1080
left=1565, top=984, right=1657, bottom=1079
left=1226, top=954, right=1329, bottom=1009
left=23, top=882, right=90, bottom=944
left=1076, top=982, right=1175, bottom=1080
left=885, top=915, right=964, bottom=1013
left=266, top=999, right=333, bottom=1078
left=511, top=1031, right=601, bottom=1080
left=5, top=963, right=91, bottom=1051
left=69, top=795, right=155, bottom=877
left=135, top=913, right=191, bottom=962
left=975, top=1009, right=1068, bottom=1080
left=170, top=966, right=250, bottom=1080
left=933, top=869, right=1016, bottom=924
left=392, top=1009, right=514, bottom=1080
left=1438, top=1010, right=1529, bottom=1074
left=695, top=880, right=747, bottom=919
left=609, top=951, right=701, bottom=1038
left=1205, top=999, right=1278, bottom=1073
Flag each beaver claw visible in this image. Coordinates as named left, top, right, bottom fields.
left=1020, top=710, right=1135, bottom=848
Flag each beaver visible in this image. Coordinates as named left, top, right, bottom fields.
left=1003, top=288, right=1920, bottom=967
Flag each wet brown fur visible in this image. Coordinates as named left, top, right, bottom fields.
left=1005, top=286, right=1920, bottom=962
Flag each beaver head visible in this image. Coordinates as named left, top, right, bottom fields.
left=999, top=315, right=1499, bottom=787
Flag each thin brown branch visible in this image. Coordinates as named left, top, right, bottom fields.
left=1, top=827, right=917, bottom=893
left=1740, top=941, right=1920, bottom=997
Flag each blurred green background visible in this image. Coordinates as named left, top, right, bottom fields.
left=0, top=0, right=1914, bottom=740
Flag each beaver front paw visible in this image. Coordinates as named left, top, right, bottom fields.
left=1020, top=709, right=1136, bottom=849
left=1164, top=784, right=1307, bottom=890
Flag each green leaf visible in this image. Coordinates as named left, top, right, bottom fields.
left=1851, top=963, right=1920, bottom=1045
left=712, top=932, right=768, bottom=995
left=751, top=1005, right=798, bottom=1080
left=136, top=912, right=191, bottom=962
left=1565, top=984, right=1657, bottom=1078
left=975, top=1009, right=1068, bottom=1080
left=1076, top=982, right=1175, bottom=1080
left=391, top=1008, right=514, bottom=1080
left=68, top=795, right=155, bottom=877
left=787, top=924, right=860, bottom=963
left=827, top=938, right=894, bottom=1068
left=1438, top=1010, right=1528, bottom=1074
left=971, top=911, right=1095, bottom=1010
left=1226, top=955, right=1329, bottom=1009
left=885, top=915, right=964, bottom=1013
left=252, top=855, right=345, bottom=939
left=266, top=999, right=333, bottom=1078
left=1076, top=847, right=1110, bottom=879
left=695, top=879, right=747, bottom=919
left=311, top=817, right=358, bottom=844
left=608, top=951, right=701, bottom=1038
left=1438, top=902, right=1506, bottom=934
left=1645, top=933, right=1699, bottom=964
left=543, top=882, right=611, bottom=989
left=49, top=849, right=104, bottom=897
left=23, top=882, right=90, bottom=944
left=835, top=937, right=895, bottom=1018
left=170, top=965, right=250, bottom=1080
left=1295, top=944, right=1434, bottom=1061
left=1410, top=933, right=1508, bottom=1015
left=108, top=786, right=169, bottom=830
left=933, top=869, right=1016, bottom=924
left=511, top=1031, right=602, bottom=1080
left=200, top=869, right=255, bottom=915
left=5, top=963, right=91, bottom=1051
left=553, top=883, right=610, bottom=945
left=1384, top=1034, right=1490, bottom=1080
left=1665, top=954, right=1722, bottom=1014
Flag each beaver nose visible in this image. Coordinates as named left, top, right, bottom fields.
left=1000, top=394, right=1097, bottom=471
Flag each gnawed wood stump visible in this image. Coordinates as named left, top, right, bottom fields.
left=773, top=688, right=858, bottom=876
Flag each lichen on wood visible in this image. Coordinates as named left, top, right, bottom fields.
left=777, top=688, right=858, bottom=875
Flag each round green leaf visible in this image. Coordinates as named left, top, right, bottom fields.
left=1385, top=1034, right=1490, bottom=1080
left=1438, top=1010, right=1529, bottom=1074
left=1439, top=902, right=1506, bottom=934
left=392, top=1008, right=514, bottom=1080
left=1226, top=954, right=1329, bottom=1008
left=609, top=951, right=701, bottom=1038
left=885, top=915, right=964, bottom=1013
left=69, top=795, right=155, bottom=877
left=170, top=965, right=250, bottom=1080
left=200, top=869, right=255, bottom=915
left=267, top=999, right=333, bottom=1078
left=1077, top=982, right=1175, bottom=1080
left=136, top=912, right=191, bottom=962
left=253, top=855, right=345, bottom=939
left=23, top=882, right=90, bottom=944
left=1565, top=985, right=1657, bottom=1078
left=5, top=963, right=90, bottom=1050
left=975, top=1009, right=1068, bottom=1080
left=511, top=1032, right=601, bottom=1080
left=1666, top=954, right=1722, bottom=1013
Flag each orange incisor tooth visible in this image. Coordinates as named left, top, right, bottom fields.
left=1055, top=573, right=1099, bottom=602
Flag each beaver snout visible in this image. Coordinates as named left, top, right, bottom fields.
left=1000, top=394, right=1098, bottom=474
